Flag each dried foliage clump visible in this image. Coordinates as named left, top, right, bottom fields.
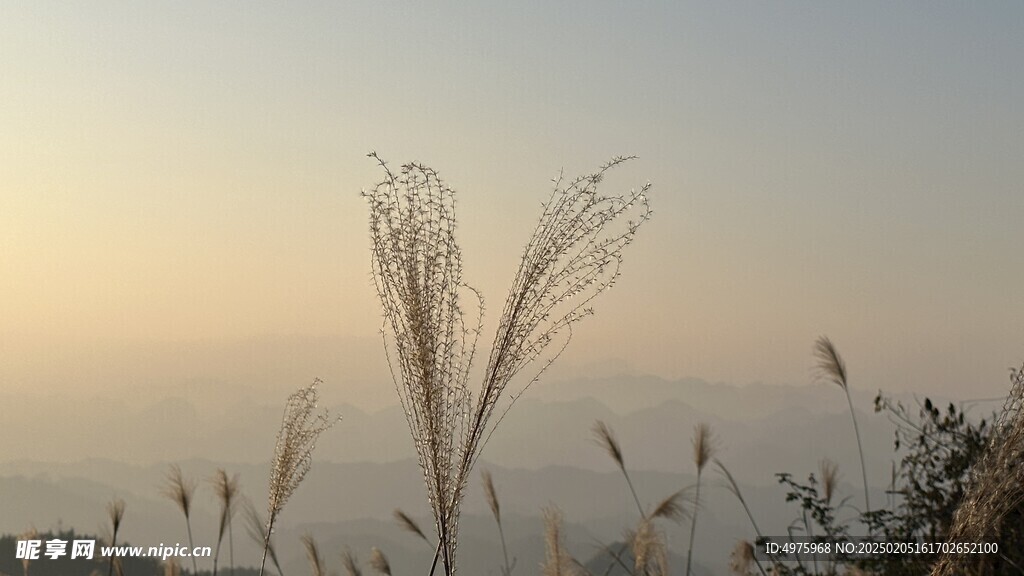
left=932, top=364, right=1024, bottom=576
left=363, top=153, right=651, bottom=573
left=729, top=540, right=756, bottom=576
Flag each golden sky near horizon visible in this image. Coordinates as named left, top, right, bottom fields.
left=2, top=1, right=1023, bottom=403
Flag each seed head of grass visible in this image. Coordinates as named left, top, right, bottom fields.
left=341, top=548, right=362, bottom=576
left=369, top=547, right=392, bottom=576
left=542, top=507, right=576, bottom=576
left=819, top=459, right=840, bottom=505
left=365, top=153, right=651, bottom=571
left=392, top=508, right=429, bottom=543
left=162, top=464, right=197, bottom=520
left=692, top=423, right=716, bottom=473
left=592, top=420, right=625, bottom=470
left=629, top=519, right=668, bottom=576
left=301, top=533, right=326, bottom=576
left=267, top=379, right=340, bottom=521
left=107, top=499, right=125, bottom=537
left=648, top=488, right=692, bottom=523
left=481, top=469, right=501, bottom=524
left=813, top=336, right=848, bottom=390
left=212, top=469, right=240, bottom=541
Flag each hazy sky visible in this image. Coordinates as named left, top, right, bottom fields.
left=2, top=1, right=1022, bottom=404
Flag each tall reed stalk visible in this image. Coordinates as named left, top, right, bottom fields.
left=685, top=423, right=715, bottom=576
left=814, top=336, right=870, bottom=515
left=106, top=499, right=125, bottom=576
left=162, top=465, right=199, bottom=575
left=363, top=153, right=651, bottom=574
left=301, top=533, right=327, bottom=576
left=211, top=469, right=240, bottom=576
left=714, top=459, right=770, bottom=576
left=592, top=421, right=644, bottom=518
left=482, top=469, right=515, bottom=576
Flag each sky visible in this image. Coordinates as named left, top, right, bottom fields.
left=1, top=1, right=1023, bottom=406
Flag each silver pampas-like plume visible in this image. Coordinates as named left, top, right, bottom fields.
left=363, top=153, right=651, bottom=574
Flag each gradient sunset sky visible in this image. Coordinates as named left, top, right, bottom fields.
left=2, top=1, right=1022, bottom=404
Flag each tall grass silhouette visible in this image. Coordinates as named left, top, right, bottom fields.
left=162, top=464, right=199, bottom=575
left=211, top=469, right=240, bottom=576
left=363, top=153, right=651, bottom=574
left=685, top=423, right=715, bottom=576
left=590, top=419, right=691, bottom=575
left=106, top=498, right=125, bottom=576
left=592, top=420, right=644, bottom=517
left=300, top=533, right=327, bottom=576
left=814, top=336, right=870, bottom=515
left=482, top=469, right=515, bottom=576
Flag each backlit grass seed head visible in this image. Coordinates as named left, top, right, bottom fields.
left=542, top=507, right=575, bottom=576
left=267, top=379, right=340, bottom=522
left=629, top=519, right=669, bottom=576
left=364, top=153, right=651, bottom=573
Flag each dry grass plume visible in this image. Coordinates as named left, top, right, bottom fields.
left=364, top=153, right=651, bottom=574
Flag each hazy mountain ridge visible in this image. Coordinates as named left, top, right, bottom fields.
left=0, top=374, right=961, bottom=473
left=0, top=376, right=989, bottom=574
